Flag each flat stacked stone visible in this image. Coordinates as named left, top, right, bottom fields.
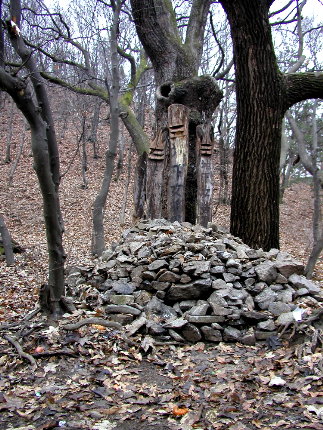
left=66, top=219, right=322, bottom=344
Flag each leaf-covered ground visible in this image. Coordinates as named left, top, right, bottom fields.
left=0, top=308, right=322, bottom=430
left=0, top=97, right=322, bottom=429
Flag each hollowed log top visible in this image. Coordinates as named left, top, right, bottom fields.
left=157, top=75, right=223, bottom=115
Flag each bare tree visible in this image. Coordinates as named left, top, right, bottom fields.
left=286, top=104, right=322, bottom=278
left=20, top=0, right=150, bottom=250
left=28, top=0, right=149, bottom=157
left=219, top=0, right=323, bottom=250
left=92, top=0, right=124, bottom=256
left=0, top=0, right=66, bottom=318
left=88, top=98, right=102, bottom=159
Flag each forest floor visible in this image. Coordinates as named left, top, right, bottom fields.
left=0, top=105, right=322, bottom=430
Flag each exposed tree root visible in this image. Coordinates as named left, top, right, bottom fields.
left=61, top=317, right=136, bottom=346
left=3, top=334, right=37, bottom=369
left=32, top=349, right=78, bottom=358
left=61, top=317, right=122, bottom=331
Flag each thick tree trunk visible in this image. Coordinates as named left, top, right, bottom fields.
left=0, top=0, right=4, bottom=70
left=219, top=0, right=323, bottom=251
left=220, top=0, right=284, bottom=250
left=32, top=121, right=65, bottom=316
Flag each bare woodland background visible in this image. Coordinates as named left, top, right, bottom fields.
left=0, top=0, right=322, bottom=317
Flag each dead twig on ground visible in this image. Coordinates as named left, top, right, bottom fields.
left=3, top=333, right=37, bottom=369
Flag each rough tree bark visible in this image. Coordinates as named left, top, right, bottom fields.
left=219, top=0, right=323, bottom=250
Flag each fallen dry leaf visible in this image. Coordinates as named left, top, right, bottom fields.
left=172, top=405, right=189, bottom=416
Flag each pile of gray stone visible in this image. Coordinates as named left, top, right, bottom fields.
left=66, top=219, right=322, bottom=345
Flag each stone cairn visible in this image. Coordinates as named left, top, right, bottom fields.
left=66, top=219, right=322, bottom=345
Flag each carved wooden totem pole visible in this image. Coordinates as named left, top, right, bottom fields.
left=167, top=104, right=189, bottom=222
left=146, top=75, right=223, bottom=226
left=196, top=124, right=215, bottom=227
left=146, top=128, right=167, bottom=219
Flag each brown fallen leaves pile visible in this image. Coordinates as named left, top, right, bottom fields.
left=0, top=98, right=322, bottom=430
left=0, top=306, right=322, bottom=430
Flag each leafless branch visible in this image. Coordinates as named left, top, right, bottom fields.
left=210, top=13, right=225, bottom=78
left=269, top=0, right=295, bottom=17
